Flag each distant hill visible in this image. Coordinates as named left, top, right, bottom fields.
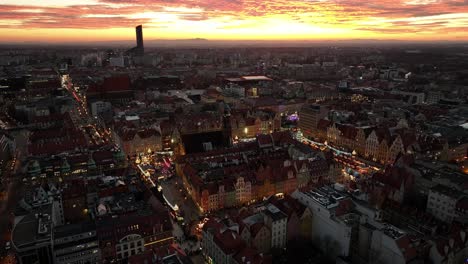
left=1, top=38, right=467, bottom=49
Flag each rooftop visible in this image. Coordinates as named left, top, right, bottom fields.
left=381, top=224, right=405, bottom=240
left=430, top=184, right=464, bottom=199
left=12, top=205, right=53, bottom=251
left=263, top=204, right=287, bottom=221
left=162, top=254, right=185, bottom=264
left=302, top=186, right=346, bottom=208
left=241, top=76, right=272, bottom=81
left=54, top=221, right=96, bottom=239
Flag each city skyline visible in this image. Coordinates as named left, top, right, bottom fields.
left=1, top=0, right=468, bottom=43
left=1, top=5, right=468, bottom=262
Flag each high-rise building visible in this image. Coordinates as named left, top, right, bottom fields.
left=135, top=25, right=144, bottom=55
left=299, top=104, right=328, bottom=139
left=126, top=25, right=144, bottom=56
left=12, top=206, right=55, bottom=264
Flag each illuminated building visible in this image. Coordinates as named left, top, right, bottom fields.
left=299, top=104, right=328, bottom=139
left=177, top=131, right=330, bottom=212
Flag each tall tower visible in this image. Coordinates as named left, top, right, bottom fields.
left=135, top=25, right=144, bottom=55
left=222, top=102, right=233, bottom=147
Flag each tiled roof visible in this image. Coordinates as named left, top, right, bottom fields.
left=336, top=124, right=358, bottom=140
left=213, top=229, right=245, bottom=255
left=233, top=247, right=272, bottom=264
left=317, top=119, right=332, bottom=131
left=375, top=127, right=392, bottom=143
left=257, top=134, right=273, bottom=146
left=93, top=150, right=115, bottom=164
left=271, top=131, right=293, bottom=145
left=250, top=222, right=265, bottom=237
left=88, top=75, right=131, bottom=94
left=373, top=166, right=414, bottom=191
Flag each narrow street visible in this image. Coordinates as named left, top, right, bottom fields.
left=0, top=152, right=22, bottom=263
left=133, top=156, right=204, bottom=263
left=160, top=177, right=202, bottom=224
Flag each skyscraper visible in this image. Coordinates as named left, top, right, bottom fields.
left=126, top=25, right=144, bottom=56
left=136, top=25, right=144, bottom=55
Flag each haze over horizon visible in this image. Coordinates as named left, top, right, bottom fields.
left=1, top=0, right=468, bottom=43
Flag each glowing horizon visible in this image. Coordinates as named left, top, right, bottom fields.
left=0, top=0, right=467, bottom=42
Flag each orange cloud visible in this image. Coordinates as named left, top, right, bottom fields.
left=0, top=0, right=467, bottom=41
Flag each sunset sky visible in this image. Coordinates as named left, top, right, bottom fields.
left=0, top=0, right=467, bottom=42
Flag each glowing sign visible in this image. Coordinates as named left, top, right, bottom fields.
left=287, top=113, right=299, bottom=121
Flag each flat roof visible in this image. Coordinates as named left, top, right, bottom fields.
left=381, top=224, right=405, bottom=240
left=125, top=115, right=140, bottom=121
left=241, top=76, right=272, bottom=81
left=54, top=221, right=96, bottom=239
left=430, top=184, right=463, bottom=199
left=162, top=254, right=184, bottom=264
left=303, top=186, right=346, bottom=208
left=12, top=205, right=52, bottom=250
left=225, top=76, right=273, bottom=82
